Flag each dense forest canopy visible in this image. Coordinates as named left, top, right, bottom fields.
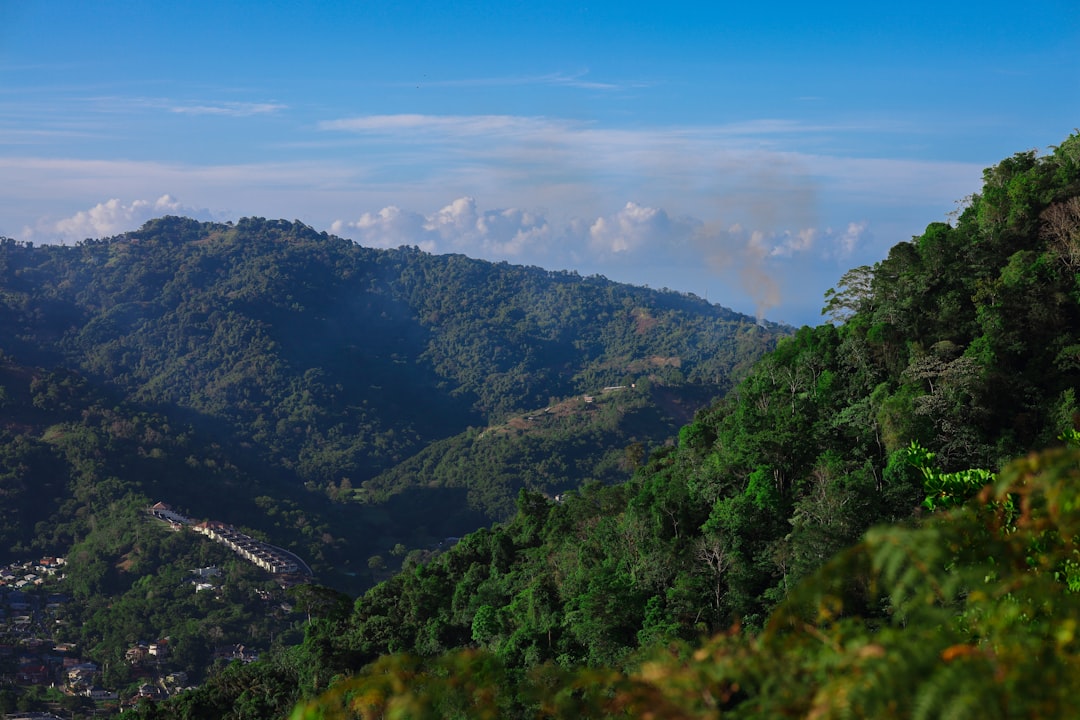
left=0, top=218, right=779, bottom=492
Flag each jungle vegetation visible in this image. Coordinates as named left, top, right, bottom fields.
left=281, top=134, right=1080, bottom=718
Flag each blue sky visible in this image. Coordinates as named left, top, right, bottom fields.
left=1, top=1, right=1077, bottom=325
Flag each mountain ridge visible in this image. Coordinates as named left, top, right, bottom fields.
left=0, top=220, right=786, bottom=587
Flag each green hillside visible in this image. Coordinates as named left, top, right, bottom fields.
left=0, top=218, right=783, bottom=710
left=275, top=135, right=1080, bottom=718
left=361, top=380, right=716, bottom=522
left=0, top=220, right=779, bottom=492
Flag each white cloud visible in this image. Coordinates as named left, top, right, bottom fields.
left=89, top=95, right=283, bottom=116
left=769, top=228, right=818, bottom=257
left=318, top=114, right=559, bottom=137
left=393, top=69, right=646, bottom=91
left=168, top=102, right=286, bottom=117
left=333, top=196, right=551, bottom=257
left=429, top=196, right=480, bottom=235
left=330, top=206, right=434, bottom=251
left=36, top=195, right=212, bottom=243
left=588, top=202, right=696, bottom=255
left=763, top=221, right=867, bottom=260
left=835, top=221, right=869, bottom=257
left=470, top=206, right=550, bottom=256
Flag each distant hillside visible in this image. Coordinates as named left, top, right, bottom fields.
left=0, top=221, right=785, bottom=580
left=0, top=221, right=788, bottom=703
left=362, top=380, right=716, bottom=523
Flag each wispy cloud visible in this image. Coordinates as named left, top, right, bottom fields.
left=396, top=69, right=649, bottom=91
left=168, top=101, right=287, bottom=117
left=314, top=113, right=977, bottom=223
left=0, top=156, right=355, bottom=187
left=0, top=127, right=102, bottom=145
left=66, top=95, right=287, bottom=118
left=543, top=71, right=631, bottom=90
left=318, top=114, right=564, bottom=136
left=316, top=113, right=904, bottom=164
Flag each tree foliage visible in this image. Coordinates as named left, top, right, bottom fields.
left=294, top=444, right=1080, bottom=719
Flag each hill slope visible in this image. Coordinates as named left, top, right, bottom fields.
left=290, top=132, right=1080, bottom=682
left=361, top=380, right=714, bottom=523
left=0, top=220, right=780, bottom=488
left=60, top=133, right=1080, bottom=718
left=0, top=221, right=784, bottom=580
left=0, top=219, right=788, bottom=707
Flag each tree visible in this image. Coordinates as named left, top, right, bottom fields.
left=470, top=604, right=500, bottom=646
left=288, top=584, right=352, bottom=624
left=821, top=265, right=875, bottom=324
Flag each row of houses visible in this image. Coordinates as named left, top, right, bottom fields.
left=190, top=521, right=301, bottom=575
left=4, top=640, right=100, bottom=691
left=148, top=503, right=310, bottom=576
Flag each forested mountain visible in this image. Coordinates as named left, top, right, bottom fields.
left=0, top=218, right=777, bottom=490
left=0, top=219, right=782, bottom=566
left=0, top=215, right=783, bottom=707
left=188, top=135, right=1080, bottom=718
left=313, top=133, right=1080, bottom=666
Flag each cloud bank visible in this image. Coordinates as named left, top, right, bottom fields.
left=30, top=195, right=214, bottom=243
left=1, top=107, right=978, bottom=324
left=331, top=197, right=551, bottom=256
left=333, top=197, right=870, bottom=319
